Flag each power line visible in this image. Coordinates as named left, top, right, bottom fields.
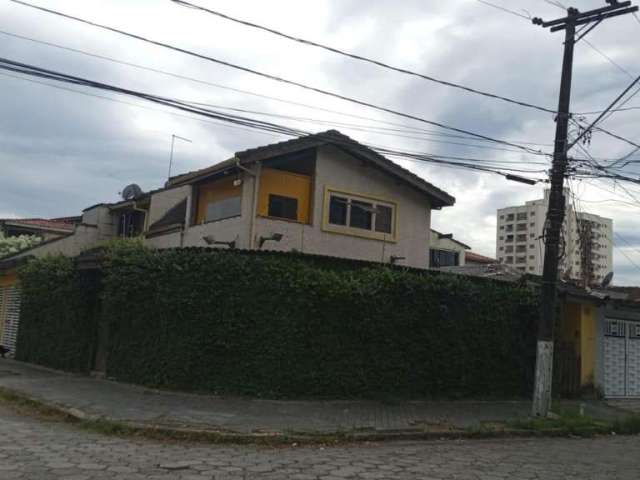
left=476, top=0, right=533, bottom=20
left=172, top=0, right=556, bottom=115
left=0, top=57, right=546, bottom=182
left=569, top=72, right=640, bottom=150
left=0, top=28, right=557, bottom=150
left=7, top=0, right=548, bottom=156
left=539, top=0, right=636, bottom=79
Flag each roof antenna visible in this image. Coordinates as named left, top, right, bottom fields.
left=167, top=134, right=192, bottom=181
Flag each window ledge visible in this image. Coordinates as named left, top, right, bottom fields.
left=257, top=215, right=310, bottom=226
left=322, top=223, right=397, bottom=243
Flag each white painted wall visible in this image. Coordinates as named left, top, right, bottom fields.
left=252, top=145, right=432, bottom=268
left=429, top=230, right=467, bottom=266
left=9, top=224, right=101, bottom=260
left=147, top=185, right=191, bottom=227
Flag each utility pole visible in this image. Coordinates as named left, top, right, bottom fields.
left=531, top=0, right=638, bottom=417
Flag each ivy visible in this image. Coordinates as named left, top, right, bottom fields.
left=16, top=256, right=99, bottom=372
left=16, top=243, right=539, bottom=399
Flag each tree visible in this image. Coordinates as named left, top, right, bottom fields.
left=0, top=232, right=42, bottom=259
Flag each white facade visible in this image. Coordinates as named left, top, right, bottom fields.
left=2, top=132, right=455, bottom=270
left=496, top=189, right=613, bottom=285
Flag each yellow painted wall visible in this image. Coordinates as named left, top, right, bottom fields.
left=560, top=302, right=581, bottom=354
left=257, top=168, right=311, bottom=224
left=559, top=300, right=597, bottom=387
left=195, top=176, right=242, bottom=225
left=580, top=305, right=596, bottom=387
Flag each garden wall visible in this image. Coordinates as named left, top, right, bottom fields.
left=16, top=244, right=539, bottom=398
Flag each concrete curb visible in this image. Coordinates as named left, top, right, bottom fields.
left=0, top=385, right=617, bottom=445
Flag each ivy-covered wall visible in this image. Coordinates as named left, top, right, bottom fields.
left=16, top=244, right=539, bottom=398
left=16, top=256, right=99, bottom=373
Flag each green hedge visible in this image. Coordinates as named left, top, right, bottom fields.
left=99, top=243, right=539, bottom=398
left=15, top=244, right=539, bottom=398
left=16, top=256, right=99, bottom=373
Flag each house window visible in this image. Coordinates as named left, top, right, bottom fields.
left=505, top=235, right=514, bottom=243
left=517, top=234, right=527, bottom=242
left=505, top=246, right=514, bottom=253
left=324, top=189, right=396, bottom=239
left=506, top=214, right=514, bottom=221
left=268, top=194, right=298, bottom=221
left=430, top=249, right=459, bottom=267
left=516, top=245, right=526, bottom=253
left=505, top=256, right=514, bottom=264
left=517, top=212, right=527, bottom=220
left=506, top=224, right=514, bottom=232
left=375, top=205, right=393, bottom=234
left=195, top=176, right=242, bottom=224
left=516, top=256, right=526, bottom=264
left=205, top=197, right=241, bottom=223
left=350, top=200, right=373, bottom=230
left=258, top=168, right=311, bottom=223
left=517, top=223, right=527, bottom=231
left=329, top=196, right=348, bottom=225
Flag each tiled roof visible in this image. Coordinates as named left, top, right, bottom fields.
left=465, top=251, right=496, bottom=264
left=0, top=218, right=76, bottom=232
left=168, top=130, right=455, bottom=208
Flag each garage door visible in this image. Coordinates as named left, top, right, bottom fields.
left=0, top=285, right=20, bottom=357
left=604, top=319, right=640, bottom=398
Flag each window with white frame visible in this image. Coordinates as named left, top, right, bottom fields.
left=326, top=191, right=396, bottom=237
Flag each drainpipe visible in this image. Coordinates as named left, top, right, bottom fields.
left=235, top=158, right=261, bottom=249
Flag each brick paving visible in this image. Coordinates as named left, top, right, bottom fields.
left=1, top=404, right=640, bottom=479
left=0, top=361, right=624, bottom=435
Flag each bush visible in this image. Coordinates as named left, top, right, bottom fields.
left=100, top=244, right=538, bottom=398
left=16, top=243, right=539, bottom=398
left=16, top=255, right=99, bottom=372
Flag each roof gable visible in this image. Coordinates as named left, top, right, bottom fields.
left=167, top=130, right=455, bottom=208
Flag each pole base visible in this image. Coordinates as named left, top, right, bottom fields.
left=532, top=340, right=554, bottom=417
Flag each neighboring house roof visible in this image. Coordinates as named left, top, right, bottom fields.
left=437, top=263, right=524, bottom=282
left=430, top=229, right=471, bottom=250
left=465, top=251, right=497, bottom=264
left=168, top=130, right=455, bottom=208
left=0, top=218, right=76, bottom=234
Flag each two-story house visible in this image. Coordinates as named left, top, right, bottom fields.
left=141, top=130, right=455, bottom=267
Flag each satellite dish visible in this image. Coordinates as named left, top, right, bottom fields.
left=121, top=184, right=143, bottom=201
left=601, top=271, right=614, bottom=288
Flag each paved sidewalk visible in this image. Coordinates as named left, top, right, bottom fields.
left=0, top=360, right=623, bottom=437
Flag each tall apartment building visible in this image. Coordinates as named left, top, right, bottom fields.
left=496, top=189, right=613, bottom=286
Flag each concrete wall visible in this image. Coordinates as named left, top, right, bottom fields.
left=147, top=185, right=192, bottom=227
left=180, top=170, right=256, bottom=250
left=145, top=231, right=183, bottom=249
left=82, top=205, right=117, bottom=241
left=253, top=145, right=431, bottom=268
left=8, top=224, right=101, bottom=260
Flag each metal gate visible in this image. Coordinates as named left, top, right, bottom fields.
left=0, top=285, right=20, bottom=356
left=604, top=318, right=640, bottom=397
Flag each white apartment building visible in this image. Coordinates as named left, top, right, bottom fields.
left=496, top=189, right=613, bottom=286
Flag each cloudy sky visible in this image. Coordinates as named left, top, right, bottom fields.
left=1, top=0, right=640, bottom=283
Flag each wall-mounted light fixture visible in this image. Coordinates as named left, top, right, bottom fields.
left=203, top=235, right=236, bottom=249
left=258, top=233, right=283, bottom=249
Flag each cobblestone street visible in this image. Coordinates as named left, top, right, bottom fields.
left=1, top=404, right=639, bottom=479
